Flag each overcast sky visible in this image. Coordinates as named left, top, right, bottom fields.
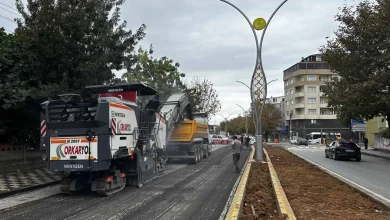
left=1, top=0, right=362, bottom=125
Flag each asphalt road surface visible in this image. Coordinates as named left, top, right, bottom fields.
left=0, top=144, right=249, bottom=220
left=284, top=145, right=390, bottom=203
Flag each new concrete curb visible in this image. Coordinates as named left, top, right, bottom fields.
left=287, top=148, right=390, bottom=208
left=264, top=148, right=296, bottom=220
left=220, top=146, right=255, bottom=220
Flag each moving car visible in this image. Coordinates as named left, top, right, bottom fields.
left=325, top=140, right=361, bottom=161
left=296, top=138, right=308, bottom=146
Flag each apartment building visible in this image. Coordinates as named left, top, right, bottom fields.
left=283, top=54, right=349, bottom=137
left=266, top=96, right=286, bottom=131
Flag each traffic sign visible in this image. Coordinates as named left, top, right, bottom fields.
left=351, top=119, right=367, bottom=132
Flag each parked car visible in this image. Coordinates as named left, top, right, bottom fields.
left=210, top=134, right=230, bottom=144
left=296, top=138, right=308, bottom=146
left=325, top=140, right=361, bottom=161
left=219, top=135, right=230, bottom=144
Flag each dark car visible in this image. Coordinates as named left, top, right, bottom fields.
left=296, top=138, right=308, bottom=146
left=325, top=140, right=361, bottom=161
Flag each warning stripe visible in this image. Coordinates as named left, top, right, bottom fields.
left=111, top=118, right=117, bottom=135
left=40, top=120, right=47, bottom=137
left=50, top=139, right=98, bottom=144
left=156, top=113, right=166, bottom=124
left=109, top=102, right=132, bottom=110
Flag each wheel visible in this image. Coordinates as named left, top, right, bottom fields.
left=332, top=151, right=338, bottom=160
left=356, top=156, right=361, bottom=162
left=195, top=147, right=199, bottom=164
left=325, top=151, right=329, bottom=158
left=203, top=145, right=209, bottom=158
left=198, top=146, right=202, bottom=162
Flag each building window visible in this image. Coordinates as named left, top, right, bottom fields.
left=320, top=86, right=325, bottom=92
left=319, top=75, right=331, bottom=82
left=308, top=109, right=317, bottom=115
left=308, top=86, right=317, bottom=93
left=308, top=98, right=317, bottom=104
left=307, top=75, right=317, bottom=81
left=320, top=109, right=334, bottom=115
left=290, top=100, right=294, bottom=105
left=311, top=119, right=317, bottom=124
left=316, top=56, right=322, bottom=61
left=273, top=98, right=277, bottom=102
left=289, top=78, right=294, bottom=84
left=320, top=98, right=328, bottom=104
left=290, top=89, right=294, bottom=95
left=286, top=101, right=289, bottom=106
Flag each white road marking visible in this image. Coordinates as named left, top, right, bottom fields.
left=288, top=150, right=390, bottom=206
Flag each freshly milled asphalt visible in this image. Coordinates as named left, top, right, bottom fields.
left=282, top=145, right=390, bottom=202
left=0, top=145, right=249, bottom=220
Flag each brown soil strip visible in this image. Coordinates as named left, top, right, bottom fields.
left=265, top=146, right=390, bottom=220
left=241, top=161, right=287, bottom=220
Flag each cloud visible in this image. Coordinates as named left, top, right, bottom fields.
left=0, top=0, right=363, bottom=125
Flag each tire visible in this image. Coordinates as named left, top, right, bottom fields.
left=197, top=146, right=202, bottom=162
left=333, top=151, right=338, bottom=160
left=203, top=145, right=209, bottom=158
left=356, top=156, right=361, bottom=162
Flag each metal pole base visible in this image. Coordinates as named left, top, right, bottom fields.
left=256, top=135, right=263, bottom=161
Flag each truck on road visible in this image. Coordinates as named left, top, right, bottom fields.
left=40, top=82, right=203, bottom=196
left=166, top=113, right=211, bottom=164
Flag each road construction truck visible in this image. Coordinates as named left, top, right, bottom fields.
left=40, top=82, right=196, bottom=196
left=166, top=113, right=211, bottom=164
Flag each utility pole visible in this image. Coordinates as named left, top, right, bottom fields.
left=289, top=113, right=292, bottom=140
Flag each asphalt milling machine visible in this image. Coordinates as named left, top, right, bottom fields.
left=40, top=83, right=211, bottom=196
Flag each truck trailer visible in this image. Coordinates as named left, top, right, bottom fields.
left=40, top=83, right=198, bottom=196
left=166, top=114, right=211, bottom=164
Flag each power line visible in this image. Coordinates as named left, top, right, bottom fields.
left=0, top=14, right=16, bottom=23
left=0, top=6, right=19, bottom=16
left=0, top=3, right=18, bottom=12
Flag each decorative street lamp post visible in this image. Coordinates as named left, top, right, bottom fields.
left=220, top=0, right=289, bottom=161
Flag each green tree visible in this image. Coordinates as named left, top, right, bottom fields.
left=320, top=0, right=390, bottom=130
left=0, top=28, right=40, bottom=144
left=186, top=77, right=221, bottom=116
left=122, top=46, right=186, bottom=101
left=15, top=0, right=146, bottom=98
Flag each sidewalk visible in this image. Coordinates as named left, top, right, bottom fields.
left=0, top=168, right=61, bottom=198
left=361, top=147, right=390, bottom=160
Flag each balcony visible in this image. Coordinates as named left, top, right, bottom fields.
left=294, top=103, right=305, bottom=108
left=294, top=92, right=304, bottom=97
left=293, top=115, right=305, bottom=120
left=320, top=103, right=328, bottom=108
left=319, top=115, right=337, bottom=119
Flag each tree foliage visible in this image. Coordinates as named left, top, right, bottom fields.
left=15, top=0, right=146, bottom=98
left=221, top=103, right=281, bottom=136
left=186, top=77, right=221, bottom=116
left=320, top=0, right=390, bottom=130
left=122, top=46, right=186, bottom=101
left=0, top=0, right=146, bottom=145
